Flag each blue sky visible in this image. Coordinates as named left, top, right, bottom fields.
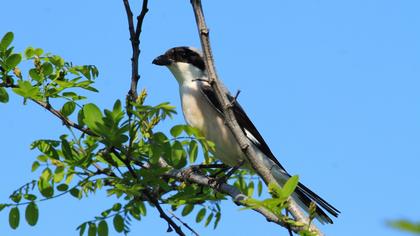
left=1, top=0, right=420, bottom=235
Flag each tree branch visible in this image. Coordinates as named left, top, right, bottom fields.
left=189, top=1, right=323, bottom=235
left=168, top=210, right=200, bottom=236
left=31, top=99, right=95, bottom=136
left=158, top=158, right=307, bottom=233
left=123, top=0, right=149, bottom=101
left=149, top=193, right=186, bottom=236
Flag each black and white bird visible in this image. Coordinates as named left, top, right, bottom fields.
left=152, top=46, right=340, bottom=224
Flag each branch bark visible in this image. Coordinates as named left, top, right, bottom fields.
left=158, top=158, right=305, bottom=233
left=189, top=1, right=323, bottom=235
left=123, top=0, right=149, bottom=101
left=168, top=210, right=200, bottom=236
left=31, top=99, right=95, bottom=136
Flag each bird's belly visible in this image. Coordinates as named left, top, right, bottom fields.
left=180, top=89, right=245, bottom=167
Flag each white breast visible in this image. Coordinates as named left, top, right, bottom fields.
left=179, top=82, right=245, bottom=167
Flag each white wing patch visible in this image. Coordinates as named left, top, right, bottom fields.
left=244, top=128, right=261, bottom=146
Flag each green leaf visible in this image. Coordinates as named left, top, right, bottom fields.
left=181, top=204, right=194, bottom=216
left=389, top=220, right=420, bottom=234
left=258, top=180, right=263, bottom=197
left=247, top=181, right=255, bottom=197
left=34, top=48, right=43, bottom=56
left=61, top=101, right=76, bottom=117
left=10, top=193, right=22, bottom=203
left=205, top=213, right=214, bottom=227
left=57, top=183, right=69, bottom=192
left=171, top=141, right=186, bottom=168
left=113, top=99, right=122, bottom=113
left=53, top=166, right=65, bottom=183
left=49, top=55, right=64, bottom=67
left=38, top=177, right=53, bottom=198
left=31, top=161, right=40, bottom=172
left=170, top=124, right=185, bottom=137
left=0, top=87, right=9, bottom=103
left=12, top=80, right=40, bottom=99
left=23, top=194, right=37, bottom=201
left=112, top=203, right=122, bottom=212
left=41, top=168, right=53, bottom=181
left=41, top=62, right=53, bottom=75
left=9, top=207, right=19, bottom=229
left=113, top=214, right=124, bottom=233
left=0, top=32, right=13, bottom=51
left=24, top=47, right=35, bottom=58
left=196, top=208, right=206, bottom=223
left=82, top=103, right=103, bottom=132
left=308, top=202, right=317, bottom=222
left=0, top=204, right=7, bottom=212
left=188, top=140, right=198, bottom=163
left=213, top=212, right=221, bottom=229
left=78, top=223, right=87, bottom=236
left=77, top=109, right=85, bottom=127
left=87, top=223, right=96, bottom=236
left=138, top=201, right=147, bottom=216
left=5, top=54, right=22, bottom=70
left=97, top=220, right=108, bottom=236
left=70, top=188, right=81, bottom=199
left=29, top=68, right=42, bottom=81
left=38, top=169, right=54, bottom=197
left=25, top=202, right=39, bottom=226
left=282, top=175, right=299, bottom=198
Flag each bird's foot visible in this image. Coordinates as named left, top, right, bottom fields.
left=210, top=160, right=245, bottom=186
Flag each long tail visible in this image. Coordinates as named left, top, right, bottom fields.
left=267, top=160, right=340, bottom=224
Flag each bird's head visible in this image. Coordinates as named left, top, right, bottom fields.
left=152, top=46, right=206, bottom=84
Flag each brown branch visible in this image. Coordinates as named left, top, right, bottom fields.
left=31, top=99, right=96, bottom=136
left=123, top=0, right=149, bottom=101
left=168, top=210, right=200, bottom=236
left=146, top=192, right=186, bottom=236
left=135, top=0, right=149, bottom=41
left=189, top=1, right=323, bottom=235
left=158, top=158, right=305, bottom=233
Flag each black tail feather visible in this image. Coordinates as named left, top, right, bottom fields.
left=294, top=182, right=340, bottom=224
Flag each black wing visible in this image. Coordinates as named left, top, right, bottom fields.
left=199, top=84, right=340, bottom=222
left=199, top=84, right=288, bottom=172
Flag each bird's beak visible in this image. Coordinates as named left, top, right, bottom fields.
left=152, top=54, right=172, bottom=66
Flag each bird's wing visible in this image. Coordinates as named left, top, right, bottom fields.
left=199, top=83, right=288, bottom=172
left=199, top=83, right=341, bottom=221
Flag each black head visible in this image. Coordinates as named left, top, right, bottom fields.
left=152, top=46, right=206, bottom=71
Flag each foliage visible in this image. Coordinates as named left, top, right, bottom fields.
left=389, top=220, right=420, bottom=235
left=0, top=31, right=263, bottom=235
left=241, top=176, right=318, bottom=235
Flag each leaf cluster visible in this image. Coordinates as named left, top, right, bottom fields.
left=0, top=32, right=233, bottom=235
left=0, top=31, right=285, bottom=235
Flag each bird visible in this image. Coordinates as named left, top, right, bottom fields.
left=152, top=46, right=340, bottom=224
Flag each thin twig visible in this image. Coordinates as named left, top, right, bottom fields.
left=168, top=210, right=200, bottom=236
left=123, top=0, right=149, bottom=101
left=147, top=193, right=185, bottom=236
left=189, top=1, right=323, bottom=235
left=31, top=99, right=95, bottom=136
